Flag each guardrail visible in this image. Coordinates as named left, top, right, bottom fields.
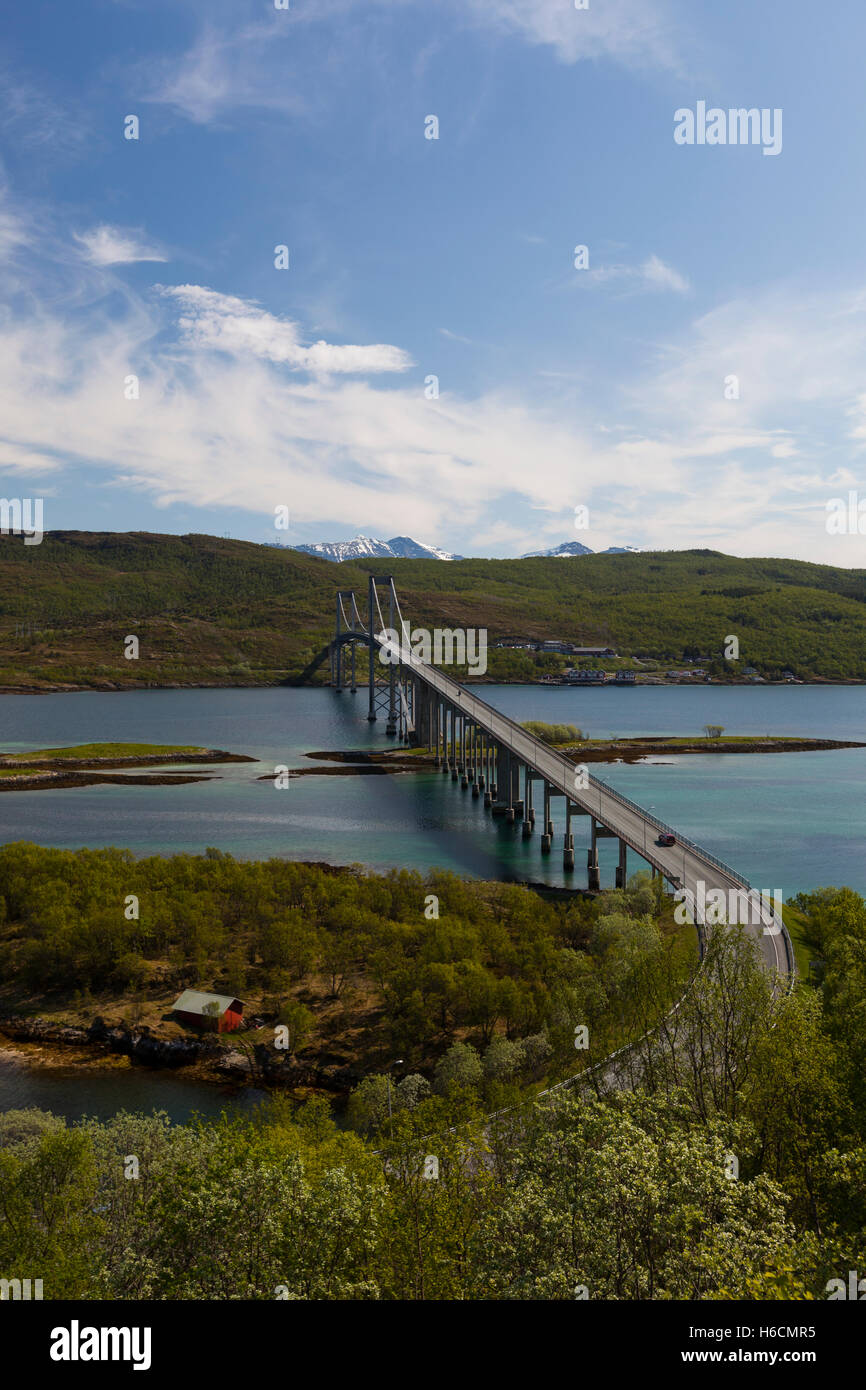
left=388, top=644, right=750, bottom=884
left=372, top=632, right=796, bottom=976
left=585, top=774, right=751, bottom=888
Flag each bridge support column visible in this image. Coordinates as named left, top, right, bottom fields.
left=541, top=833, right=551, bottom=854
left=350, top=642, right=356, bottom=693
left=543, top=782, right=553, bottom=838
left=587, top=819, right=600, bottom=890
left=615, top=839, right=627, bottom=889
left=367, top=576, right=377, bottom=720
left=522, top=771, right=533, bottom=836
left=385, top=583, right=398, bottom=735
left=512, top=761, right=524, bottom=817
left=563, top=800, right=575, bottom=869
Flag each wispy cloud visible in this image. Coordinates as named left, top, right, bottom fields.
left=162, top=285, right=413, bottom=374
left=464, top=0, right=683, bottom=72
left=579, top=254, right=690, bottom=295
left=440, top=328, right=475, bottom=346
left=140, top=0, right=685, bottom=127
left=0, top=213, right=864, bottom=562
left=0, top=68, right=91, bottom=155
left=142, top=17, right=310, bottom=125
left=74, top=225, right=169, bottom=267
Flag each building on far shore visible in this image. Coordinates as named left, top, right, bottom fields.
left=172, top=989, right=244, bottom=1033
left=566, top=669, right=607, bottom=684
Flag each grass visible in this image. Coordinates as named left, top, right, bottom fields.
left=1, top=742, right=209, bottom=762
left=781, top=900, right=815, bottom=978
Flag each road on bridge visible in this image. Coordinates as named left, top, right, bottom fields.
left=377, top=630, right=794, bottom=981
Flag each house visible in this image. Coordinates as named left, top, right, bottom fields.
left=567, top=669, right=607, bottom=684
left=614, top=670, right=636, bottom=683
left=172, top=989, right=244, bottom=1033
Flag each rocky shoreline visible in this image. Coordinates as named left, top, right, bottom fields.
left=294, top=737, right=866, bottom=776
left=0, top=1016, right=364, bottom=1094
left=0, top=747, right=258, bottom=792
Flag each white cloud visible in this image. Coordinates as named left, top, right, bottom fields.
left=74, top=226, right=168, bottom=267
left=0, top=250, right=865, bottom=563
left=162, top=285, right=413, bottom=374
left=464, top=0, right=682, bottom=71
left=0, top=442, right=61, bottom=475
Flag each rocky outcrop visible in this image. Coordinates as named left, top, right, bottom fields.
left=0, top=1015, right=365, bottom=1092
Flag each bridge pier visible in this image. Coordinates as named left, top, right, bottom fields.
left=541, top=833, right=551, bottom=854
left=543, top=782, right=553, bottom=838
left=560, top=799, right=573, bottom=870
left=615, top=839, right=628, bottom=889
left=588, top=819, right=601, bottom=890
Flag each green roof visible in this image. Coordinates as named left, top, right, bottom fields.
left=172, top=989, right=243, bottom=1017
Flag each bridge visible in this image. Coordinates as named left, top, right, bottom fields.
left=327, top=576, right=795, bottom=981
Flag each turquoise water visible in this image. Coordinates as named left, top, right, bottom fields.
left=1, top=683, right=863, bottom=1122
left=0, top=684, right=863, bottom=896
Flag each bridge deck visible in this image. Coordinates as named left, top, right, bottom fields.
left=377, top=632, right=793, bottom=979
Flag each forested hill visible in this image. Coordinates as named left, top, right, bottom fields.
left=1, top=530, right=865, bottom=689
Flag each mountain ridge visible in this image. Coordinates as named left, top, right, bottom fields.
left=292, top=534, right=462, bottom=563
left=1, top=531, right=865, bottom=688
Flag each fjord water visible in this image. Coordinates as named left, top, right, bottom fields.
left=0, top=683, right=864, bottom=897
left=1, top=683, right=863, bottom=1124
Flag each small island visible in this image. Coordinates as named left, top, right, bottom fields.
left=0, top=742, right=257, bottom=791
left=293, top=724, right=866, bottom=776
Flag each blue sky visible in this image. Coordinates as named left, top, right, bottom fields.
left=1, top=0, right=865, bottom=562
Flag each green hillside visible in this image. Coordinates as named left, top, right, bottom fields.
left=1, top=531, right=865, bottom=689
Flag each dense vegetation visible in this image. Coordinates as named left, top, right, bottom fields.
left=520, top=721, right=585, bottom=744
left=2, top=531, right=866, bottom=688
left=3, top=885, right=866, bottom=1299
left=0, top=844, right=692, bottom=1079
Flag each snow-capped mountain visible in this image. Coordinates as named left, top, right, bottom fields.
left=521, top=541, right=643, bottom=558
left=521, top=541, right=594, bottom=558
left=292, top=534, right=462, bottom=563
